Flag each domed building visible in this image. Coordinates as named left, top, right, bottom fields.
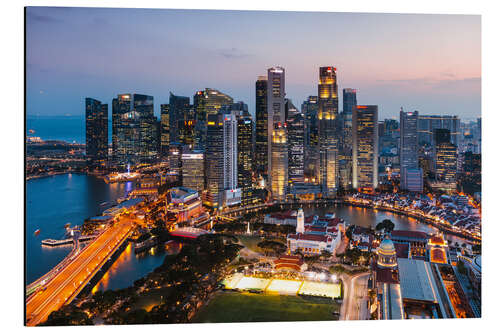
left=377, top=236, right=397, bottom=269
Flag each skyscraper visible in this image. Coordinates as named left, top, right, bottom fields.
left=181, top=149, right=205, bottom=192
left=400, top=109, right=421, bottom=191
left=271, top=122, right=288, bottom=201
left=318, top=66, right=339, bottom=197
left=85, top=98, right=108, bottom=167
left=223, top=114, right=241, bottom=206
left=236, top=112, right=254, bottom=206
left=112, top=93, right=140, bottom=167
left=341, top=88, right=357, bottom=160
left=267, top=67, right=286, bottom=190
left=302, top=96, right=319, bottom=180
left=168, top=92, right=190, bottom=145
left=194, top=88, right=233, bottom=150
left=111, top=93, right=157, bottom=167
left=134, top=94, right=157, bottom=162
left=435, top=129, right=457, bottom=187
left=352, top=105, right=379, bottom=189
left=343, top=88, right=357, bottom=117
left=287, top=112, right=305, bottom=183
left=205, top=113, right=224, bottom=208
left=160, top=104, right=170, bottom=157
left=255, top=76, right=268, bottom=175
left=418, top=115, right=460, bottom=147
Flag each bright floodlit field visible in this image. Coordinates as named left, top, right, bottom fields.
left=266, top=279, right=302, bottom=294
left=222, top=273, right=243, bottom=289
left=191, top=292, right=340, bottom=323
left=299, top=281, right=341, bottom=298
left=236, top=276, right=270, bottom=290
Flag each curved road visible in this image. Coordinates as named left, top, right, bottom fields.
left=340, top=272, right=370, bottom=320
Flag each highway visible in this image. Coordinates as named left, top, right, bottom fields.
left=26, top=218, right=135, bottom=326
left=340, top=272, right=370, bottom=320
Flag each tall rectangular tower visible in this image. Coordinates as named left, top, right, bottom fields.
left=168, top=92, right=190, bottom=145
left=400, top=109, right=420, bottom=190
left=205, top=113, right=224, bottom=207
left=267, top=67, right=286, bottom=191
left=318, top=66, right=339, bottom=197
left=271, top=122, right=288, bottom=201
left=85, top=97, right=108, bottom=167
left=223, top=114, right=241, bottom=206
left=160, top=104, right=170, bottom=157
left=352, top=105, right=379, bottom=189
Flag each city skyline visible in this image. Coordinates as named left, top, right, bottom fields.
left=26, top=7, right=481, bottom=120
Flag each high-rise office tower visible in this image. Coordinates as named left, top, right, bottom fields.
left=194, top=88, right=233, bottom=150
left=223, top=114, right=241, bottom=206
left=236, top=112, right=254, bottom=206
left=271, top=122, right=288, bottom=201
left=267, top=67, right=286, bottom=190
left=168, top=93, right=190, bottom=145
left=160, top=104, right=170, bottom=157
left=418, top=115, right=460, bottom=147
left=400, top=109, right=421, bottom=191
left=434, top=128, right=451, bottom=146
left=179, top=105, right=196, bottom=147
left=112, top=93, right=140, bottom=167
left=287, top=112, right=305, bottom=183
left=168, top=143, right=182, bottom=175
left=205, top=113, right=224, bottom=207
left=341, top=88, right=357, bottom=152
left=285, top=98, right=299, bottom=120
left=85, top=98, right=108, bottom=167
left=352, top=105, right=379, bottom=189
left=343, top=88, right=357, bottom=118
left=318, top=66, right=339, bottom=197
left=339, top=89, right=357, bottom=189
left=134, top=94, right=157, bottom=162
left=255, top=76, right=268, bottom=175
left=181, top=148, right=205, bottom=192
left=302, top=96, right=319, bottom=180
left=435, top=129, right=457, bottom=186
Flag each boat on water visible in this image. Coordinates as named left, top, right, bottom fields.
left=64, top=223, right=71, bottom=229
left=29, top=129, right=35, bottom=134
left=34, top=229, right=40, bottom=236
left=100, top=201, right=109, bottom=206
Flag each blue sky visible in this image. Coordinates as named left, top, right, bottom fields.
left=26, top=7, right=481, bottom=120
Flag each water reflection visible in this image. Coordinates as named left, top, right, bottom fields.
left=92, top=241, right=182, bottom=292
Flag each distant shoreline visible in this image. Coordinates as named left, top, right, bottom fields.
left=26, top=171, right=87, bottom=181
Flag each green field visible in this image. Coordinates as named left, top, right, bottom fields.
left=191, top=292, right=340, bottom=323
left=237, top=235, right=265, bottom=253
left=237, top=235, right=286, bottom=254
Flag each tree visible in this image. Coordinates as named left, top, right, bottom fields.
left=321, top=250, right=332, bottom=260
left=345, top=225, right=355, bottom=241
left=375, top=219, right=395, bottom=234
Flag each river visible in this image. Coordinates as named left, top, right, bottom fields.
left=26, top=174, right=466, bottom=292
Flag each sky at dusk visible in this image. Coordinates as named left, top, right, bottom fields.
left=26, top=7, right=481, bottom=120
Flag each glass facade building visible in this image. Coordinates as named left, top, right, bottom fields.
left=181, top=149, right=205, bottom=192
left=267, top=67, right=286, bottom=188
left=85, top=97, right=108, bottom=167
left=352, top=105, right=379, bottom=189
left=194, top=88, right=233, bottom=150
left=318, top=66, right=339, bottom=197
left=400, top=109, right=421, bottom=191
left=168, top=93, right=190, bottom=145
left=271, top=122, right=288, bottom=201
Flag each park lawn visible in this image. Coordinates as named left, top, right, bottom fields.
left=191, top=292, right=339, bottom=323
left=237, top=235, right=287, bottom=254
left=237, top=235, right=265, bottom=253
